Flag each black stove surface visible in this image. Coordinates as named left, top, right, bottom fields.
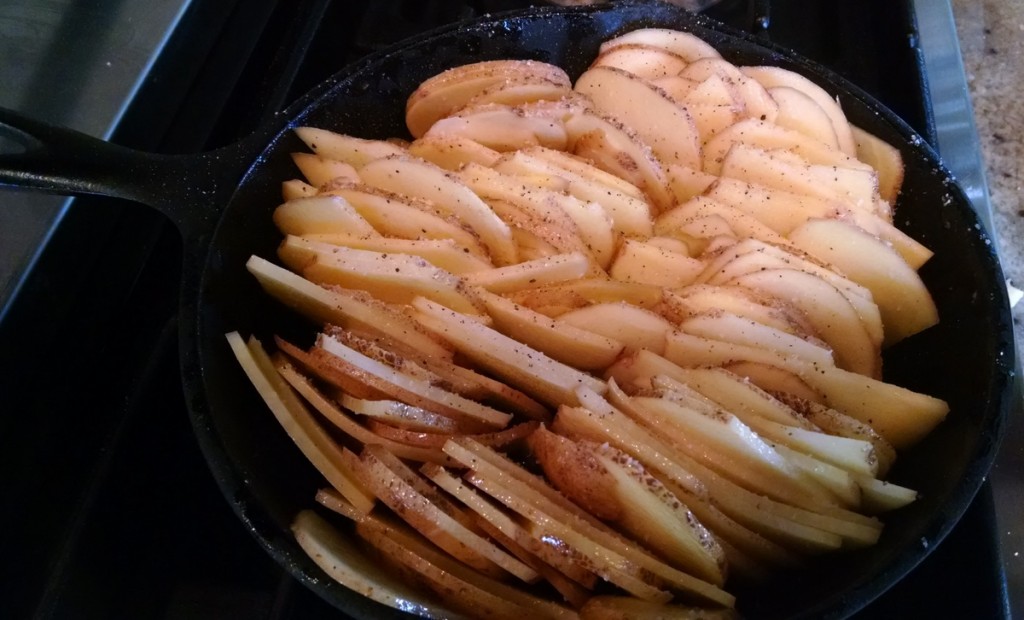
left=0, top=1, right=1009, bottom=618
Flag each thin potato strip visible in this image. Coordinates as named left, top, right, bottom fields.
left=292, top=510, right=468, bottom=619
left=225, top=333, right=375, bottom=513
left=411, top=297, right=606, bottom=407
left=274, top=357, right=450, bottom=464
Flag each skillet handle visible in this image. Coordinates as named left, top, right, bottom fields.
left=0, top=106, right=247, bottom=235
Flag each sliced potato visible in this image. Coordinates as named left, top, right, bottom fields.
left=294, top=126, right=405, bottom=167
left=360, top=155, right=518, bottom=265
left=576, top=66, right=701, bottom=171
left=226, top=333, right=375, bottom=512
left=273, top=195, right=379, bottom=238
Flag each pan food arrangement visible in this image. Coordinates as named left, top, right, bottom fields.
left=226, top=23, right=962, bottom=619
left=0, top=3, right=1015, bottom=619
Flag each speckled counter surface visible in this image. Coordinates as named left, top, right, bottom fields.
left=952, top=0, right=1024, bottom=613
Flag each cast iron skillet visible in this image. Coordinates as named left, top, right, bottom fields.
left=0, top=1, right=1016, bottom=617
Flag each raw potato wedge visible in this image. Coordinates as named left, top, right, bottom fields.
left=576, top=66, right=702, bottom=171
left=425, top=102, right=569, bottom=152
left=292, top=510, right=468, bottom=619
left=479, top=289, right=624, bottom=371
left=408, top=134, right=502, bottom=170
left=290, top=152, right=359, bottom=187
left=851, top=125, right=905, bottom=204
left=591, top=44, right=690, bottom=80
left=320, top=180, right=491, bottom=260
left=529, top=426, right=728, bottom=586
left=558, top=301, right=675, bottom=356
left=405, top=59, right=571, bottom=138
left=599, top=28, right=723, bottom=62
left=225, top=333, right=375, bottom=512
left=412, top=297, right=606, bottom=406
left=277, top=235, right=484, bottom=315
left=787, top=218, right=939, bottom=344
left=740, top=65, right=857, bottom=156
left=360, top=156, right=519, bottom=265
left=294, top=126, right=406, bottom=167
left=273, top=195, right=379, bottom=238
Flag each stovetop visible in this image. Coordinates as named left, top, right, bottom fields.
left=0, top=1, right=1014, bottom=618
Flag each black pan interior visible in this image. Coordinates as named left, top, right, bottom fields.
left=183, top=2, right=1016, bottom=618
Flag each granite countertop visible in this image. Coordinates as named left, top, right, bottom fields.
left=952, top=0, right=1024, bottom=612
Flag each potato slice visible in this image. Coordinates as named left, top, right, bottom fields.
left=662, top=330, right=805, bottom=372
left=655, top=196, right=792, bottom=248
left=663, top=353, right=949, bottom=450
left=851, top=125, right=905, bottom=203
left=353, top=444, right=538, bottom=581
left=719, top=143, right=879, bottom=212
left=461, top=76, right=572, bottom=111
left=703, top=118, right=871, bottom=176
left=314, top=333, right=512, bottom=428
left=530, top=427, right=727, bottom=586
left=561, top=394, right=829, bottom=559
left=273, top=195, right=379, bottom=238
left=576, top=66, right=701, bottom=171
left=853, top=475, right=919, bottom=513
left=495, top=150, right=653, bottom=237
left=478, top=289, right=624, bottom=371
left=697, top=238, right=884, bottom=350
left=625, top=395, right=838, bottom=511
left=740, top=65, right=857, bottom=156
left=666, top=164, right=717, bottom=203
left=405, top=59, right=571, bottom=138
left=677, top=311, right=834, bottom=368
left=768, top=86, right=841, bottom=151
left=609, top=239, right=705, bottom=289
left=273, top=358, right=449, bottom=463
left=772, top=392, right=897, bottom=476
left=680, top=59, right=778, bottom=124
left=772, top=444, right=861, bottom=508
left=225, top=333, right=375, bottom=512
left=579, top=595, right=738, bottom=620
left=787, top=218, right=939, bottom=344
left=294, top=126, right=406, bottom=167
left=355, top=511, right=574, bottom=619
left=462, top=162, right=616, bottom=268
left=591, top=43, right=690, bottom=80
left=558, top=301, right=675, bottom=356
left=339, top=394, right=461, bottom=433
left=360, top=155, right=518, bottom=265
left=367, top=420, right=538, bottom=451
left=290, top=152, right=359, bottom=187
left=422, top=464, right=599, bottom=589
left=446, top=439, right=734, bottom=607
left=281, top=178, right=316, bottom=201
left=456, top=163, right=601, bottom=263
left=412, top=297, right=606, bottom=406
left=426, top=102, right=569, bottom=152
left=407, top=134, right=502, bottom=170
left=608, top=390, right=880, bottom=547
left=291, top=510, right=465, bottom=619
left=301, top=234, right=492, bottom=275
left=564, top=107, right=675, bottom=212
left=665, top=284, right=815, bottom=338
left=722, top=360, right=825, bottom=404
left=465, top=252, right=593, bottom=294
left=782, top=359, right=950, bottom=450
left=277, top=235, right=484, bottom=315
left=521, top=145, right=647, bottom=199
left=726, top=268, right=880, bottom=378
left=599, top=28, right=723, bottom=63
